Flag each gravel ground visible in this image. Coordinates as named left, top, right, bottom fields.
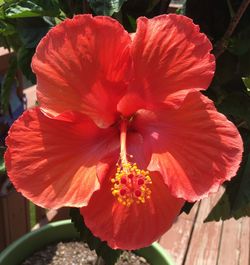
left=21, top=241, right=151, bottom=265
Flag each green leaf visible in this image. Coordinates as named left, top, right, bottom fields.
left=0, top=2, right=6, bottom=19
left=17, top=46, right=36, bottom=83
left=205, top=130, right=250, bottom=221
left=2, top=31, right=22, bottom=51
left=205, top=191, right=250, bottom=222
left=58, top=0, right=84, bottom=18
left=1, top=55, right=17, bottom=114
left=70, top=208, right=122, bottom=265
left=122, top=0, right=160, bottom=18
left=87, top=0, right=127, bottom=16
left=185, top=0, right=230, bottom=41
left=4, top=0, right=60, bottom=18
left=239, top=50, right=250, bottom=76
left=229, top=132, right=250, bottom=212
left=0, top=20, right=16, bottom=36
left=0, top=146, right=6, bottom=174
left=58, top=0, right=72, bottom=17
left=218, top=92, right=250, bottom=126
left=215, top=52, right=238, bottom=85
left=242, top=77, right=250, bottom=93
left=180, top=201, right=196, bottom=215
left=145, top=0, right=161, bottom=13
left=228, top=25, right=250, bottom=56
left=17, top=17, right=52, bottom=48
left=125, top=14, right=136, bottom=32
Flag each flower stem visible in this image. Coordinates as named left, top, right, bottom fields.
left=95, top=256, right=106, bottom=265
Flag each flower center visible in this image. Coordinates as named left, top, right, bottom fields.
left=110, top=118, right=152, bottom=207
left=111, top=162, right=152, bottom=207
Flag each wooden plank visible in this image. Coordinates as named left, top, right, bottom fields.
left=7, top=189, right=30, bottom=241
left=217, top=217, right=246, bottom=265
left=239, top=217, right=250, bottom=265
left=184, top=191, right=223, bottom=265
left=0, top=186, right=30, bottom=250
left=0, top=193, right=8, bottom=250
left=159, top=203, right=199, bottom=265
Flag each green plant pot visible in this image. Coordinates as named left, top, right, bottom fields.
left=0, top=219, right=175, bottom=265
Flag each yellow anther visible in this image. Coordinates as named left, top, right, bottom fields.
left=110, top=161, right=152, bottom=207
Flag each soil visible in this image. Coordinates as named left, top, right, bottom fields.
left=21, top=241, right=151, bottom=265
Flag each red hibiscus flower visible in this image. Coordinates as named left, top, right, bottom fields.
left=5, top=14, right=243, bottom=250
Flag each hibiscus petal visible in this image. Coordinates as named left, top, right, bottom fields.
left=81, top=170, right=184, bottom=250
left=132, top=92, right=243, bottom=202
left=5, top=108, right=119, bottom=209
left=32, top=15, right=131, bottom=128
left=118, top=14, right=215, bottom=116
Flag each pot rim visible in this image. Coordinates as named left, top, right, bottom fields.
left=0, top=219, right=175, bottom=265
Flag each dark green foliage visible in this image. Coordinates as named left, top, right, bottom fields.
left=0, top=146, right=6, bottom=174
left=17, top=17, right=53, bottom=48
left=185, top=0, right=231, bottom=41
left=121, top=0, right=169, bottom=32
left=0, top=2, right=54, bottom=83
left=4, top=0, right=60, bottom=18
left=59, top=0, right=80, bottom=17
left=0, top=1, right=54, bottom=83
left=205, top=192, right=250, bottom=222
left=58, top=0, right=86, bottom=18
left=70, top=208, right=122, bottom=265
left=1, top=55, right=17, bottom=114
left=205, top=130, right=250, bottom=221
left=186, top=0, right=250, bottom=222
left=87, top=0, right=127, bottom=16
left=122, top=0, right=161, bottom=18
left=242, top=77, right=250, bottom=94
left=228, top=25, right=250, bottom=56
left=181, top=201, right=196, bottom=215
left=218, top=91, right=250, bottom=126
left=17, top=46, right=36, bottom=83
left=0, top=19, right=15, bottom=36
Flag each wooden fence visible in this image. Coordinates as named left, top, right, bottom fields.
left=0, top=177, right=69, bottom=251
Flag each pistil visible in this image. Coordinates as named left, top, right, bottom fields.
left=110, top=119, right=152, bottom=207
